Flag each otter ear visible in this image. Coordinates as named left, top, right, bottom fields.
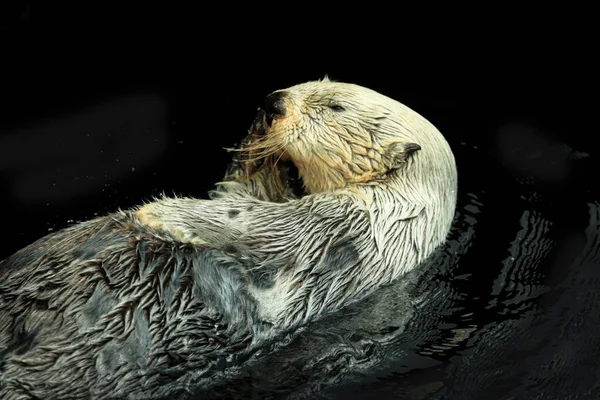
left=383, top=141, right=422, bottom=170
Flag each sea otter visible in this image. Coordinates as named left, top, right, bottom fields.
left=0, top=78, right=457, bottom=399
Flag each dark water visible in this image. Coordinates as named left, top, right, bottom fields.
left=3, top=112, right=598, bottom=400
left=177, top=128, right=600, bottom=400
left=1, top=33, right=597, bottom=399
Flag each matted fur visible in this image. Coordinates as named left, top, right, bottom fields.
left=0, top=80, right=457, bottom=399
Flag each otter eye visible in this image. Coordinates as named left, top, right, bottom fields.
left=329, top=104, right=345, bottom=112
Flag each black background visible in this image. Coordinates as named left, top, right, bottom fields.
left=2, top=6, right=600, bottom=400
left=0, top=5, right=595, bottom=262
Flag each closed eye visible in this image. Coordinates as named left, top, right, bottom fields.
left=329, top=104, right=345, bottom=112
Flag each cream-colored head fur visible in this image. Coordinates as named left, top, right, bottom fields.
left=0, top=79, right=460, bottom=400
left=239, top=77, right=456, bottom=202
left=137, top=79, right=457, bottom=327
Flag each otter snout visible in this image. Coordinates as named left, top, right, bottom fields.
left=264, top=91, right=288, bottom=126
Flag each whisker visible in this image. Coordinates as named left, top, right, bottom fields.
left=227, top=137, right=279, bottom=153
left=242, top=142, right=285, bottom=160
left=271, top=151, right=285, bottom=171
left=223, top=132, right=290, bottom=180
left=269, top=151, right=288, bottom=197
left=242, top=147, right=284, bottom=162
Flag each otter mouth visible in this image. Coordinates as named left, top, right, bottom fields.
left=243, top=109, right=307, bottom=199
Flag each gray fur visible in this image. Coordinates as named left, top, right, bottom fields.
left=77, top=283, right=117, bottom=330
left=227, top=209, right=241, bottom=218
left=0, top=80, right=457, bottom=399
left=137, top=81, right=457, bottom=328
left=0, top=213, right=259, bottom=399
left=313, top=238, right=360, bottom=274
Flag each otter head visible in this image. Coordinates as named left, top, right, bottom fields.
left=237, top=78, right=455, bottom=202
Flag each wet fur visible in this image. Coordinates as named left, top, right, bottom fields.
left=0, top=213, right=262, bottom=399
left=0, top=79, right=457, bottom=399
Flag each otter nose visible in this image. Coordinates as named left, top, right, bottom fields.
left=264, top=91, right=287, bottom=124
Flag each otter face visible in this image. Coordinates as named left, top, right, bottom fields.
left=237, top=79, right=423, bottom=199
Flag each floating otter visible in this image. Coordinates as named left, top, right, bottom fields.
left=0, top=78, right=457, bottom=399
